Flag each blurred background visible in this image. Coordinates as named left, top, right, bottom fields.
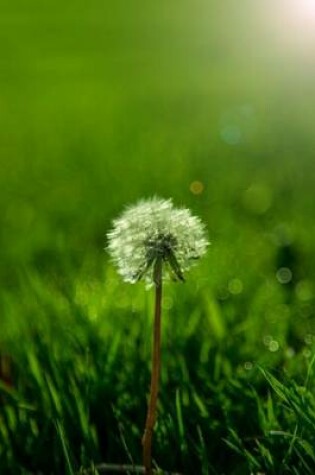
left=1, top=0, right=315, bottom=365
left=1, top=0, right=315, bottom=277
left=1, top=1, right=315, bottom=471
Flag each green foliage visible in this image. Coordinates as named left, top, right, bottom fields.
left=1, top=266, right=314, bottom=473
left=1, top=0, right=315, bottom=473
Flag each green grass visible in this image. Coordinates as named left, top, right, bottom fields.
left=1, top=257, right=315, bottom=473
left=1, top=0, right=315, bottom=473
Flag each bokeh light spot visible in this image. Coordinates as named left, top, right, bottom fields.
left=162, top=296, right=173, bottom=310
left=244, top=361, right=253, bottom=371
left=295, top=280, right=313, bottom=301
left=243, top=183, right=272, bottom=215
left=263, top=335, right=273, bottom=346
left=190, top=180, right=204, bottom=195
left=303, top=348, right=312, bottom=358
left=220, top=125, right=242, bottom=145
left=228, top=278, right=243, bottom=295
left=285, top=347, right=295, bottom=358
left=276, top=267, right=293, bottom=284
left=304, top=334, right=314, bottom=345
left=269, top=340, right=279, bottom=352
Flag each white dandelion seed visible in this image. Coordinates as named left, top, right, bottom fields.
left=106, top=197, right=209, bottom=284
left=106, top=196, right=209, bottom=471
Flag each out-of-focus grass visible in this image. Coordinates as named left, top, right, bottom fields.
left=1, top=0, right=315, bottom=473
left=1, top=262, right=315, bottom=473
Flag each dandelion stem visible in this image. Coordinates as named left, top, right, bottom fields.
left=142, top=258, right=163, bottom=474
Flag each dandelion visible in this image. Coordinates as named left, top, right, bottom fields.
left=107, top=197, right=209, bottom=474
left=107, top=197, right=208, bottom=285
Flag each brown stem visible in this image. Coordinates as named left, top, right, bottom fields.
left=142, top=259, right=163, bottom=475
left=77, top=463, right=182, bottom=474
left=0, top=354, right=12, bottom=387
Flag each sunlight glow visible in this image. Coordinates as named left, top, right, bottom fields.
left=270, top=0, right=315, bottom=54
left=291, top=0, right=315, bottom=23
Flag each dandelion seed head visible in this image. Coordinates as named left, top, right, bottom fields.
left=106, top=197, right=209, bottom=284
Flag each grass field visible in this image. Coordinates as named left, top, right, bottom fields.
left=1, top=1, right=315, bottom=473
